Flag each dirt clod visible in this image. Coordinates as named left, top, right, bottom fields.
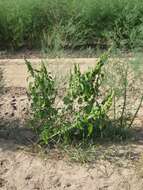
left=0, top=178, right=7, bottom=188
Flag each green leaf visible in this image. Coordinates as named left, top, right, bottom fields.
left=63, top=96, right=71, bottom=105
left=25, top=59, right=35, bottom=77
left=88, top=123, right=93, bottom=136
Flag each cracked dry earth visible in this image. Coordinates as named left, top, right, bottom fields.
left=0, top=59, right=143, bottom=190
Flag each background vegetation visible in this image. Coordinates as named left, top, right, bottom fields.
left=1, top=0, right=143, bottom=51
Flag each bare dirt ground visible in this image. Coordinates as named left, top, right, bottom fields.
left=0, top=58, right=101, bottom=87
left=0, top=58, right=143, bottom=190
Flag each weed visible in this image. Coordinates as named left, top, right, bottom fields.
left=62, top=51, right=114, bottom=141
left=26, top=52, right=143, bottom=145
left=26, top=52, right=115, bottom=144
left=103, top=57, right=143, bottom=131
left=63, top=143, right=97, bottom=164
left=25, top=60, right=58, bottom=144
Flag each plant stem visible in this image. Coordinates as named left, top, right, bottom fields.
left=113, top=94, right=116, bottom=120
left=129, top=95, right=143, bottom=128
left=120, top=67, right=128, bottom=127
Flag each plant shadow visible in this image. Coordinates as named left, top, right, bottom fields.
left=0, top=118, right=37, bottom=152
left=0, top=116, right=143, bottom=166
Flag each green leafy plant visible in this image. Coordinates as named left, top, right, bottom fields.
left=25, top=60, right=58, bottom=144
left=62, top=52, right=114, bottom=140
left=27, top=51, right=143, bottom=145
left=26, top=52, right=115, bottom=145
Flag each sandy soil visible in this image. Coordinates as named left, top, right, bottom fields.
left=0, top=58, right=98, bottom=87
left=0, top=58, right=132, bottom=87
left=0, top=58, right=143, bottom=190
left=1, top=138, right=143, bottom=190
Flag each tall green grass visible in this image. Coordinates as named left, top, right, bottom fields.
left=0, top=0, right=143, bottom=50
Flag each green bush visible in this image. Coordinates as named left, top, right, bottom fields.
left=1, top=0, right=143, bottom=50
left=26, top=52, right=115, bottom=144
left=26, top=52, right=143, bottom=144
left=62, top=53, right=114, bottom=141
left=25, top=60, right=58, bottom=143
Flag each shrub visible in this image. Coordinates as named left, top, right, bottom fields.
left=26, top=52, right=143, bottom=145
left=25, top=60, right=58, bottom=144
left=62, top=53, right=114, bottom=141
left=26, top=52, right=115, bottom=144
